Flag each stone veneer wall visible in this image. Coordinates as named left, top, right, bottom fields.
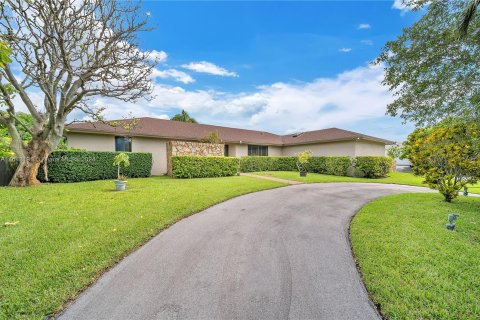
left=167, top=140, right=224, bottom=175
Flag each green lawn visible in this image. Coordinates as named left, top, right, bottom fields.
left=0, top=176, right=285, bottom=319
left=350, top=194, right=480, bottom=320
left=252, top=171, right=480, bottom=193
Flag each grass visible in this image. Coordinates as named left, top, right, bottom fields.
left=252, top=171, right=480, bottom=193
left=350, top=193, right=480, bottom=320
left=0, top=176, right=285, bottom=319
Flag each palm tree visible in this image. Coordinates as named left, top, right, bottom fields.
left=459, top=0, right=480, bottom=38
left=171, top=110, right=198, bottom=123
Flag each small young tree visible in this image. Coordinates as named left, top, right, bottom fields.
left=113, top=152, right=130, bottom=181
left=404, top=121, right=480, bottom=202
left=296, top=150, right=312, bottom=175
left=0, top=0, right=156, bottom=186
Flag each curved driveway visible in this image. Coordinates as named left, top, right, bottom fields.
left=59, top=183, right=430, bottom=320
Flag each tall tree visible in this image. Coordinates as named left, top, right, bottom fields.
left=0, top=0, right=156, bottom=186
left=171, top=110, right=198, bottom=123
left=403, top=120, right=480, bottom=202
left=376, top=0, right=480, bottom=126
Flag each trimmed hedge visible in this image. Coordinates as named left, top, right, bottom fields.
left=239, top=155, right=392, bottom=178
left=240, top=156, right=353, bottom=176
left=354, top=156, right=393, bottom=178
left=239, top=156, right=297, bottom=172
left=38, top=150, right=152, bottom=183
left=171, top=156, right=240, bottom=178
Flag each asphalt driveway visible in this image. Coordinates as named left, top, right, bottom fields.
left=59, top=183, right=430, bottom=320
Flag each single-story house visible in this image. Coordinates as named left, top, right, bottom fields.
left=66, top=117, right=394, bottom=175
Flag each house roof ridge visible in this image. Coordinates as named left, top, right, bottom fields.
left=67, top=117, right=394, bottom=145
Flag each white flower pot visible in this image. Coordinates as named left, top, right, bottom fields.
left=114, top=180, right=127, bottom=191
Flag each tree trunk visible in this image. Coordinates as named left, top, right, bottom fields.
left=9, top=139, right=50, bottom=187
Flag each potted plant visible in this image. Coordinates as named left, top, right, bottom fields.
left=113, top=152, right=130, bottom=191
left=296, top=150, right=312, bottom=177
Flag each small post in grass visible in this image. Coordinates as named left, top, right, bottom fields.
left=446, top=213, right=460, bottom=231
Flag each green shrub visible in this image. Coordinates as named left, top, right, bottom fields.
left=38, top=150, right=152, bottom=183
left=239, top=156, right=297, bottom=172
left=171, top=156, right=240, bottom=178
left=240, top=156, right=354, bottom=175
left=354, top=156, right=393, bottom=178
left=324, top=156, right=352, bottom=176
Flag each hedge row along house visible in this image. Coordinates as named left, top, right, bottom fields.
left=66, top=117, right=394, bottom=176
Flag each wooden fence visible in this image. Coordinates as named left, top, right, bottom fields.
left=0, top=158, right=17, bottom=186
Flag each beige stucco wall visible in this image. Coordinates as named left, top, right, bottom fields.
left=228, top=144, right=248, bottom=157
left=66, top=132, right=167, bottom=176
left=268, top=146, right=283, bottom=156
left=354, top=140, right=387, bottom=156
left=132, top=137, right=167, bottom=175
left=66, top=132, right=115, bottom=151
left=282, top=141, right=357, bottom=157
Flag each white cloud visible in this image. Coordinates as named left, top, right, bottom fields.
left=151, top=68, right=195, bottom=84
left=357, top=23, right=371, bottom=29
left=361, top=39, right=373, bottom=46
left=148, top=50, right=168, bottom=63
left=339, top=48, right=352, bottom=53
left=181, top=61, right=238, bottom=77
left=392, top=0, right=411, bottom=13
left=88, top=63, right=394, bottom=138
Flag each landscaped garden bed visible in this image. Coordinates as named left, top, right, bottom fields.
left=0, top=176, right=285, bottom=319
left=350, top=194, right=480, bottom=319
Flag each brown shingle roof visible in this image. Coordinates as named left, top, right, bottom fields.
left=66, top=117, right=394, bottom=146
left=281, top=128, right=394, bottom=145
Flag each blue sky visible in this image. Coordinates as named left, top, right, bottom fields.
left=99, top=1, right=424, bottom=141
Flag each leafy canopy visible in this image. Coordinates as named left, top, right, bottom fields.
left=171, top=110, right=198, bottom=123
left=404, top=119, right=480, bottom=202
left=376, top=0, right=480, bottom=125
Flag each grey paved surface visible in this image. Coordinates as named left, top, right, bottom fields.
left=240, top=173, right=303, bottom=185
left=59, top=183, right=431, bottom=320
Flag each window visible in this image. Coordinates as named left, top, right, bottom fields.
left=115, top=136, right=132, bottom=152
left=248, top=145, right=268, bottom=156
left=224, top=145, right=229, bottom=157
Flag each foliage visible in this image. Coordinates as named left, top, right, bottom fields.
left=113, top=152, right=130, bottom=180
left=323, top=157, right=352, bottom=176
left=0, top=40, right=12, bottom=68
left=239, top=156, right=297, bottom=172
left=239, top=156, right=357, bottom=176
left=296, top=150, right=312, bottom=172
left=386, top=144, right=405, bottom=159
left=0, top=136, right=13, bottom=157
left=109, top=113, right=139, bottom=137
left=0, top=1, right=155, bottom=186
left=171, top=156, right=240, bottom=178
left=36, top=151, right=151, bottom=183
left=351, top=193, right=480, bottom=320
left=376, top=0, right=480, bottom=125
left=200, top=131, right=221, bottom=144
left=354, top=156, right=393, bottom=178
left=171, top=110, right=198, bottom=123
left=404, top=121, right=480, bottom=202
left=0, top=112, right=34, bottom=140
left=0, top=176, right=284, bottom=319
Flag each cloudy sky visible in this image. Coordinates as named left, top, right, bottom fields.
left=72, top=1, right=424, bottom=141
